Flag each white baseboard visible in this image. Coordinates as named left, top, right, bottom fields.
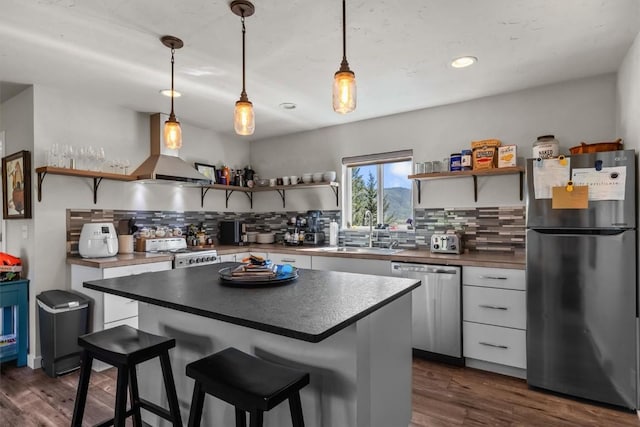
left=27, top=354, right=41, bottom=370
left=465, top=358, right=526, bottom=379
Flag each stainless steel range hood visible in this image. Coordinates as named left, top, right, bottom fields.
left=132, top=113, right=211, bottom=185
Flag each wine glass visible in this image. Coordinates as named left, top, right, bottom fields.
left=96, top=147, right=106, bottom=172
left=48, top=144, right=59, bottom=167
left=86, top=146, right=97, bottom=171
left=122, top=159, right=130, bottom=175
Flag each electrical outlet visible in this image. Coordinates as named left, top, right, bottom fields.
left=21, top=225, right=28, bottom=239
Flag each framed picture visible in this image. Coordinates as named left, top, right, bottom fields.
left=195, top=162, right=216, bottom=184
left=2, top=150, right=32, bottom=219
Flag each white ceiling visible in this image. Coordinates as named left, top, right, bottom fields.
left=1, top=0, right=639, bottom=142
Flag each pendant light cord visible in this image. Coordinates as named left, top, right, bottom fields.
left=241, top=13, right=247, bottom=97
left=342, top=0, right=347, bottom=62
left=170, top=47, right=176, bottom=117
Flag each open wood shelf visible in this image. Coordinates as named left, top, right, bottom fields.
left=35, top=166, right=135, bottom=204
left=200, top=181, right=339, bottom=208
left=409, top=166, right=524, bottom=202
left=35, top=166, right=340, bottom=209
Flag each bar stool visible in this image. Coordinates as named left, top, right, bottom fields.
left=71, top=325, right=182, bottom=427
left=186, top=347, right=310, bottom=427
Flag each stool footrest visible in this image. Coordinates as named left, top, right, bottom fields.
left=94, top=408, right=136, bottom=427
left=140, top=397, right=174, bottom=421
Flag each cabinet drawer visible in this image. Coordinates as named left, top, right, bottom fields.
left=103, top=294, right=138, bottom=323
left=463, top=286, right=526, bottom=329
left=268, top=253, right=311, bottom=269
left=463, top=321, right=526, bottom=369
left=104, top=316, right=138, bottom=330
left=463, top=266, right=525, bottom=290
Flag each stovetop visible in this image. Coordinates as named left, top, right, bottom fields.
left=172, top=248, right=218, bottom=268
left=141, top=238, right=218, bottom=268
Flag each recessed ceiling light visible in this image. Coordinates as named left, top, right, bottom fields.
left=160, top=89, right=182, bottom=97
left=279, top=102, right=297, bottom=110
left=451, top=56, right=478, bottom=69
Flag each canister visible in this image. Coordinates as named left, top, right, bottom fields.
left=450, top=153, right=462, bottom=171
left=461, top=149, right=472, bottom=170
left=533, top=135, right=559, bottom=159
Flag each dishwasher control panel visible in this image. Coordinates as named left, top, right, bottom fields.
left=430, top=233, right=463, bottom=254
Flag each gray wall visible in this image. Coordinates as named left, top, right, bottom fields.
left=1, top=85, right=251, bottom=367
left=250, top=74, right=617, bottom=211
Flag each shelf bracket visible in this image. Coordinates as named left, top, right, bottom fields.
left=92, top=177, right=104, bottom=204
left=201, top=187, right=211, bottom=208
left=472, top=175, right=478, bottom=202
left=225, top=190, right=234, bottom=208
left=276, top=189, right=286, bottom=208
left=519, top=171, right=524, bottom=201
left=330, top=185, right=339, bottom=206
left=415, top=180, right=422, bottom=204
left=245, top=191, right=253, bottom=209
left=37, top=171, right=48, bottom=202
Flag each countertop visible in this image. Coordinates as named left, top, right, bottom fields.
left=83, top=262, right=420, bottom=343
left=66, top=252, right=173, bottom=268
left=215, top=244, right=526, bottom=269
left=67, top=244, right=525, bottom=269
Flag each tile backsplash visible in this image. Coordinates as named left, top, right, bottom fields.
left=67, top=206, right=525, bottom=256
left=66, top=209, right=340, bottom=255
left=413, top=206, right=525, bottom=255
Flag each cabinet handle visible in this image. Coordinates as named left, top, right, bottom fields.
left=280, top=259, right=296, bottom=263
left=479, top=275, right=508, bottom=280
left=479, top=341, right=508, bottom=349
left=126, top=299, right=137, bottom=304
left=479, top=304, right=508, bottom=310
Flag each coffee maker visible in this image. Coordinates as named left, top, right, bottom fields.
left=304, top=210, right=325, bottom=245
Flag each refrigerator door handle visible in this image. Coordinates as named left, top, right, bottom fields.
left=479, top=304, right=508, bottom=310
left=479, top=341, right=509, bottom=349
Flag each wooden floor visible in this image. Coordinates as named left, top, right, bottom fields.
left=1, top=357, right=638, bottom=426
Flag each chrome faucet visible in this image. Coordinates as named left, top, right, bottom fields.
left=364, top=210, right=373, bottom=248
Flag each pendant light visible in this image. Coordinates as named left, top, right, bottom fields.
left=231, top=0, right=256, bottom=136
left=160, top=35, right=183, bottom=149
left=333, top=0, right=356, bottom=114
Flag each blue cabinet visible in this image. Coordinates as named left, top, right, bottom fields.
left=0, top=279, right=29, bottom=367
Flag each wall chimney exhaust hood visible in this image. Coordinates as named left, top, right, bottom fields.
left=132, top=113, right=211, bottom=185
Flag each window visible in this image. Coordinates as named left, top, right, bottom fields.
left=342, top=150, right=413, bottom=229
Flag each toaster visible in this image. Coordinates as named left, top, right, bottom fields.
left=430, top=233, right=463, bottom=254
left=79, top=223, right=119, bottom=258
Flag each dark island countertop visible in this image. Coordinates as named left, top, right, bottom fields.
left=84, top=262, right=420, bottom=343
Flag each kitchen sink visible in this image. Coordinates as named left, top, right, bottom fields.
left=312, top=246, right=404, bottom=255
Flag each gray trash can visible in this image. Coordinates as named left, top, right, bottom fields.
left=37, top=290, right=90, bottom=377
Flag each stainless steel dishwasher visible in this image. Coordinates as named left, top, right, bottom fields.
left=391, top=262, right=462, bottom=364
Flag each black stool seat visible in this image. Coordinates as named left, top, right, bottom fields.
left=186, top=347, right=310, bottom=427
left=71, top=325, right=182, bottom=427
left=79, top=324, right=176, bottom=366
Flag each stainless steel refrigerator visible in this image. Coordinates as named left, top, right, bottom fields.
left=526, top=149, right=638, bottom=409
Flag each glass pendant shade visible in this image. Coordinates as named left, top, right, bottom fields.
left=234, top=100, right=255, bottom=136
left=333, top=70, right=356, bottom=114
left=164, top=117, right=182, bottom=149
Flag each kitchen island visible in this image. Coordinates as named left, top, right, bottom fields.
left=84, top=262, right=420, bottom=427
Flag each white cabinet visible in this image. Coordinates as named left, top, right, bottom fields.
left=311, top=256, right=393, bottom=276
left=70, top=260, right=171, bottom=371
left=217, top=253, right=238, bottom=263
left=462, top=266, right=526, bottom=377
left=267, top=252, right=312, bottom=269
left=71, top=261, right=172, bottom=333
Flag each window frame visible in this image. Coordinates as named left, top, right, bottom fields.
left=341, top=150, right=413, bottom=230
